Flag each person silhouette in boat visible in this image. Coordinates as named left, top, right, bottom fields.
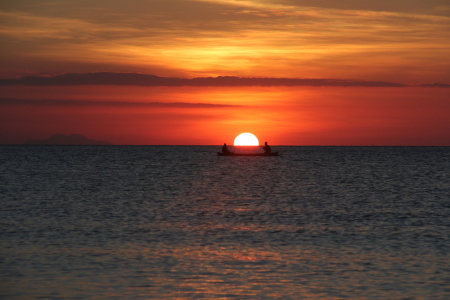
left=262, top=141, right=271, bottom=154
left=222, top=143, right=231, bottom=154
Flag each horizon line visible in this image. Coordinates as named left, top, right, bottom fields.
left=2, top=144, right=448, bottom=147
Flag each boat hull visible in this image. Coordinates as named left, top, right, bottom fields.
left=218, top=152, right=279, bottom=156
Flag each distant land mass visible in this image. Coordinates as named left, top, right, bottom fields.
left=26, top=134, right=112, bottom=145
left=1, top=72, right=449, bottom=87
left=0, top=72, right=426, bottom=87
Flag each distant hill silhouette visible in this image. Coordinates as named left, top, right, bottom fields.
left=26, top=134, right=112, bottom=145
left=0, top=72, right=409, bottom=87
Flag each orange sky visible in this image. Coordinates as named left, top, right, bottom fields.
left=0, top=1, right=449, bottom=145
left=1, top=85, right=449, bottom=145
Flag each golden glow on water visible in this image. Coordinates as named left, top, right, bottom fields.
left=6, top=242, right=447, bottom=299
left=113, top=244, right=447, bottom=299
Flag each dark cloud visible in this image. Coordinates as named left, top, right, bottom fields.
left=25, top=133, right=112, bottom=145
left=418, top=83, right=450, bottom=88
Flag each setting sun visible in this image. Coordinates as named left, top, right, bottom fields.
left=234, top=133, right=259, bottom=146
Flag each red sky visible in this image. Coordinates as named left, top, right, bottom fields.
left=0, top=0, right=449, bottom=145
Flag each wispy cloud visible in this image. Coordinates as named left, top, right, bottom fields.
left=195, top=0, right=450, bottom=16
left=1, top=1, right=449, bottom=83
left=0, top=98, right=243, bottom=108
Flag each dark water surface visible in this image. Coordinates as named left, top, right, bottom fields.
left=1, top=146, right=449, bottom=299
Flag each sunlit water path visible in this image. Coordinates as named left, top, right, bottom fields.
left=1, top=146, right=449, bottom=299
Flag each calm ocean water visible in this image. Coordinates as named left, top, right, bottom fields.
left=1, top=146, right=449, bottom=299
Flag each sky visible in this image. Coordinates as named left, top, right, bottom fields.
left=0, top=0, right=449, bottom=145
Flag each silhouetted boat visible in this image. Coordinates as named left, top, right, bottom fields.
left=218, top=152, right=279, bottom=156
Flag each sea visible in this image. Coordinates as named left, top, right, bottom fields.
left=1, top=146, right=449, bottom=299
